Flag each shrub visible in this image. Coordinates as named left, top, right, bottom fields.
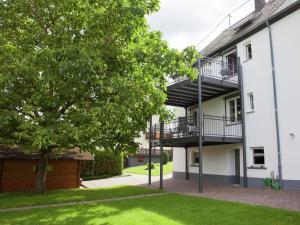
left=146, top=163, right=155, bottom=170
left=163, top=151, right=169, bottom=165
left=264, top=178, right=272, bottom=188
left=81, top=151, right=123, bottom=178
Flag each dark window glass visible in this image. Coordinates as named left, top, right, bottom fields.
left=194, top=152, right=199, bottom=164
left=236, top=98, right=241, bottom=121
left=246, top=44, right=252, bottom=59
left=253, top=149, right=265, bottom=165
left=229, top=100, right=235, bottom=122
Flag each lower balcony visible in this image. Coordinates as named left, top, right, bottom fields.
left=151, top=115, right=243, bottom=147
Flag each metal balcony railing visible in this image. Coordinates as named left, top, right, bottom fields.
left=169, top=56, right=239, bottom=85
left=150, top=114, right=242, bottom=140
left=133, top=148, right=160, bottom=156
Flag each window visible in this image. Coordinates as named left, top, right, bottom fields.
left=192, top=110, right=198, bottom=126
left=247, top=92, right=254, bottom=111
left=253, top=148, right=265, bottom=165
left=191, top=151, right=199, bottom=165
left=228, top=97, right=241, bottom=122
left=225, top=51, right=237, bottom=74
left=245, top=43, right=252, bottom=60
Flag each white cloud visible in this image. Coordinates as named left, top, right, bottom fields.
left=147, top=0, right=256, bottom=50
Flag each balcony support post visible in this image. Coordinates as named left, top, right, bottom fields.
left=148, top=116, right=152, bottom=185
left=197, top=58, right=203, bottom=193
left=159, top=119, right=164, bottom=190
left=238, top=57, right=248, bottom=188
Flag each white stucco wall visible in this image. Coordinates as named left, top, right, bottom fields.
left=236, top=9, right=300, bottom=180
left=271, top=10, right=300, bottom=180
left=237, top=28, right=279, bottom=179
left=173, top=144, right=243, bottom=176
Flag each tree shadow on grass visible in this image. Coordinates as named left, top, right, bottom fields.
left=0, top=185, right=160, bottom=209
left=0, top=192, right=300, bottom=225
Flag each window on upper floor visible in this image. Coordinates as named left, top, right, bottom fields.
left=252, top=148, right=265, bottom=166
left=247, top=92, right=255, bottom=112
left=225, top=51, right=238, bottom=75
left=227, top=96, right=241, bottom=122
left=245, top=43, right=252, bottom=60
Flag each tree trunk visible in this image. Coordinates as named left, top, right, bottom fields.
left=35, top=150, right=50, bottom=193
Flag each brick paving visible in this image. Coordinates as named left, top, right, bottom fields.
left=84, top=174, right=300, bottom=211
left=148, top=176, right=300, bottom=212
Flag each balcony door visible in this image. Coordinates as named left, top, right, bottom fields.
left=225, top=51, right=237, bottom=75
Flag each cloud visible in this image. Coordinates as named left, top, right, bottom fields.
left=147, top=0, right=255, bottom=50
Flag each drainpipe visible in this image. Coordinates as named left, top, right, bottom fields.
left=238, top=57, right=247, bottom=188
left=266, top=19, right=283, bottom=188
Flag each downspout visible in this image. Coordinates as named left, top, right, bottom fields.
left=266, top=19, right=283, bottom=188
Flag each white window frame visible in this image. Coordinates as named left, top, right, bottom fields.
left=247, top=92, right=255, bottom=112
left=226, top=96, right=241, bottom=123
left=252, top=147, right=265, bottom=166
left=245, top=43, right=252, bottom=60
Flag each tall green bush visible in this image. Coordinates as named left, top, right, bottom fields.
left=163, top=151, right=169, bottom=165
left=81, top=151, right=123, bottom=178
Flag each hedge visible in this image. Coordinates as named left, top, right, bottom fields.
left=81, top=151, right=123, bottom=178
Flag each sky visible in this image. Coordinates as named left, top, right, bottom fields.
left=147, top=0, right=259, bottom=51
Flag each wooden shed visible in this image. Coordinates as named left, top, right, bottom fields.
left=0, top=145, right=94, bottom=192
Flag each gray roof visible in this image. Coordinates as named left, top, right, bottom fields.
left=202, top=0, right=300, bottom=56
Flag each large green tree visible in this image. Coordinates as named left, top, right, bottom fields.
left=0, top=0, right=198, bottom=192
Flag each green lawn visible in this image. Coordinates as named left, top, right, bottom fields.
left=1, top=193, right=299, bottom=225
left=123, top=162, right=173, bottom=176
left=0, top=186, right=161, bottom=209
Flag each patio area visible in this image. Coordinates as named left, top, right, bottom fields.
left=83, top=174, right=300, bottom=211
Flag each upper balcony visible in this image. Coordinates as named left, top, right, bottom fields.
left=166, top=57, right=241, bottom=108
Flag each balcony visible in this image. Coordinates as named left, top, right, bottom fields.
left=166, top=57, right=241, bottom=107
left=151, top=115, right=243, bottom=147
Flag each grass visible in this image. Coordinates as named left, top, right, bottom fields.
left=0, top=186, right=161, bottom=209
left=123, top=162, right=173, bottom=176
left=0, top=193, right=299, bottom=225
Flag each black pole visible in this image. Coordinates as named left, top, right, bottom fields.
left=238, top=57, right=248, bottom=188
left=184, top=107, right=189, bottom=180
left=148, top=117, right=152, bottom=185
left=197, top=58, right=203, bottom=193
left=159, top=119, right=164, bottom=190
left=185, top=146, right=189, bottom=180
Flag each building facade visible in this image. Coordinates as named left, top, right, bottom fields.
left=149, top=0, right=300, bottom=191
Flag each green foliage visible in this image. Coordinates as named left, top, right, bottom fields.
left=163, top=151, right=169, bottom=165
left=81, top=151, right=123, bottom=178
left=146, top=163, right=155, bottom=170
left=0, top=0, right=199, bottom=154
left=124, top=162, right=173, bottom=176
left=264, top=178, right=272, bottom=187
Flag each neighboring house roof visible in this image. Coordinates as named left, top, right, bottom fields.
left=0, top=145, right=94, bottom=160
left=202, top=0, right=300, bottom=57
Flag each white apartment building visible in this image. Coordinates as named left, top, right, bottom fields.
left=148, top=0, right=300, bottom=191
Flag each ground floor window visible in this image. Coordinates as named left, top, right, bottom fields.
left=191, top=151, right=199, bottom=165
left=252, top=148, right=265, bottom=166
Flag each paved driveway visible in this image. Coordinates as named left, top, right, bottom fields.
left=83, top=174, right=300, bottom=211
left=83, top=173, right=172, bottom=188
